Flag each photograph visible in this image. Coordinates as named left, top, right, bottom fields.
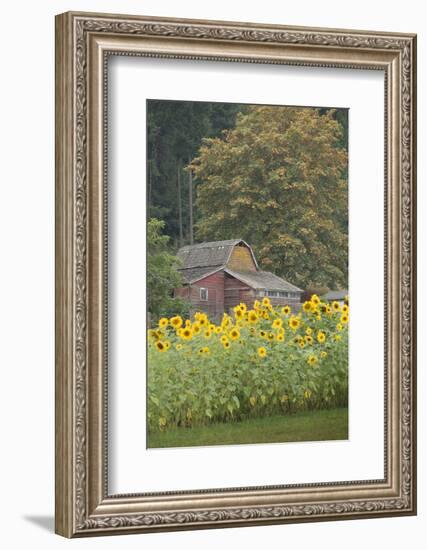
left=53, top=8, right=416, bottom=538
left=146, top=99, right=350, bottom=448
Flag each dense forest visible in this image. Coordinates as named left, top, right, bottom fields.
left=147, top=99, right=348, bottom=290
left=147, top=100, right=242, bottom=247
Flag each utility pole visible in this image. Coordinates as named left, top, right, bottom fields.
left=188, top=156, right=194, bottom=245
left=177, top=161, right=183, bottom=247
left=147, top=161, right=152, bottom=218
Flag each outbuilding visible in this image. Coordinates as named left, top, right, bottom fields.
left=174, top=239, right=303, bottom=320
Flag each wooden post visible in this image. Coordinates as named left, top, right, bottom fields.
left=188, top=156, right=194, bottom=245
left=147, top=161, right=152, bottom=218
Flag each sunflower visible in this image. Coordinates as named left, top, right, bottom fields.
left=185, top=319, right=191, bottom=327
left=254, top=300, right=261, bottom=309
left=198, top=316, right=208, bottom=327
left=223, top=340, right=231, bottom=349
left=311, top=294, right=321, bottom=306
left=289, top=316, right=300, bottom=330
left=220, top=335, right=229, bottom=345
left=248, top=310, right=258, bottom=324
left=263, top=311, right=270, bottom=320
left=302, top=301, right=312, bottom=313
left=342, top=304, right=349, bottom=313
left=299, top=341, right=305, bottom=349
left=229, top=328, right=240, bottom=341
left=317, top=330, right=326, bottom=344
left=334, top=334, right=342, bottom=341
left=158, top=318, right=169, bottom=328
left=307, top=355, right=318, bottom=366
left=332, top=301, right=341, bottom=312
left=257, top=346, right=267, bottom=358
left=192, top=322, right=202, bottom=335
left=170, top=315, right=183, bottom=329
left=214, top=326, right=222, bottom=334
left=234, top=308, right=244, bottom=320
left=262, top=297, right=271, bottom=307
left=221, top=314, right=231, bottom=328
left=268, top=332, right=275, bottom=341
left=180, top=327, right=193, bottom=340
left=276, top=333, right=285, bottom=342
left=198, top=346, right=210, bottom=355
left=305, top=327, right=312, bottom=336
left=204, top=329, right=212, bottom=339
left=259, top=330, right=268, bottom=339
left=305, top=335, right=313, bottom=345
left=320, top=351, right=327, bottom=359
left=148, top=329, right=159, bottom=342
left=155, top=341, right=167, bottom=353
left=175, top=343, right=183, bottom=351
left=341, top=313, right=349, bottom=324
left=272, top=318, right=282, bottom=329
left=281, top=305, right=291, bottom=316
left=238, top=302, right=247, bottom=313
left=336, top=323, right=343, bottom=332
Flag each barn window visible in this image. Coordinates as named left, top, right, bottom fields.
left=200, top=288, right=208, bottom=301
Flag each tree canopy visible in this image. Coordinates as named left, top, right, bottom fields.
left=147, top=218, right=189, bottom=320
left=147, top=100, right=241, bottom=246
left=190, top=106, right=348, bottom=289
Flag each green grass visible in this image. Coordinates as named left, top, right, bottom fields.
left=148, top=407, right=348, bottom=448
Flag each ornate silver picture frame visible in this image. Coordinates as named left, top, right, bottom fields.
left=55, top=11, right=417, bottom=537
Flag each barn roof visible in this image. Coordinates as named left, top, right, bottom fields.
left=176, top=239, right=302, bottom=292
left=179, top=266, right=222, bottom=284
left=177, top=239, right=258, bottom=283
left=225, top=269, right=303, bottom=293
left=323, top=289, right=348, bottom=301
left=177, top=239, right=247, bottom=270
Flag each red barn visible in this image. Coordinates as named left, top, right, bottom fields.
left=174, top=239, right=302, bottom=320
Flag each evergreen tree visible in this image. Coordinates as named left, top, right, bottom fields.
left=147, top=100, right=241, bottom=246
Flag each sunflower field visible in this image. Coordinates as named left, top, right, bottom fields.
left=147, top=295, right=349, bottom=434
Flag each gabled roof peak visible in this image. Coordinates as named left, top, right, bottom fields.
left=177, top=239, right=254, bottom=273
left=178, top=239, right=245, bottom=251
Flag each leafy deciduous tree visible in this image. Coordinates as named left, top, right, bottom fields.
left=147, top=218, right=189, bottom=320
left=191, top=106, right=348, bottom=289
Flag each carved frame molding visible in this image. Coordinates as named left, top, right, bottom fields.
left=55, top=12, right=416, bottom=537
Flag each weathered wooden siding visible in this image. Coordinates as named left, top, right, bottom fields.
left=174, top=287, right=191, bottom=300
left=175, top=271, right=225, bottom=321
left=224, top=273, right=254, bottom=312
left=226, top=244, right=257, bottom=272
left=264, top=295, right=301, bottom=311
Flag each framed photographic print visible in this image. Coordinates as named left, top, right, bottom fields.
left=55, top=11, right=417, bottom=537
